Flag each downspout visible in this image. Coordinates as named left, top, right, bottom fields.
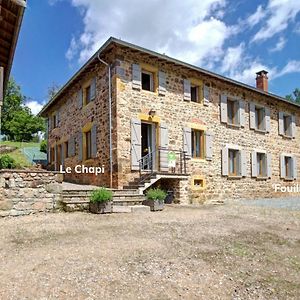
left=97, top=53, right=113, bottom=188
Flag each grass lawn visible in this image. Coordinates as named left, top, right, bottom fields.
left=0, top=141, right=40, bottom=149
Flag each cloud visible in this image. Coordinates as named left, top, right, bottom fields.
left=252, top=0, right=300, bottom=42
left=25, top=100, right=44, bottom=115
left=246, top=5, right=265, bottom=27
left=274, top=60, right=300, bottom=78
left=220, top=43, right=245, bottom=73
left=269, top=36, right=287, bottom=52
left=64, top=0, right=232, bottom=66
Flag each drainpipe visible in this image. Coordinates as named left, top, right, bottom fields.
left=97, top=53, right=113, bottom=188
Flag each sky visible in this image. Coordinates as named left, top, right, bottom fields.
left=12, top=0, right=300, bottom=115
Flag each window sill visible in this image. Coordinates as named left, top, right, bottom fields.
left=192, top=187, right=206, bottom=191
left=227, top=175, right=242, bottom=179
left=281, top=134, right=293, bottom=139
left=283, top=177, right=295, bottom=181
left=141, top=89, right=157, bottom=96
left=255, top=176, right=269, bottom=181
left=82, top=101, right=94, bottom=110
left=227, top=123, right=241, bottom=129
left=191, top=100, right=203, bottom=105
left=254, top=129, right=267, bottom=134
left=191, top=158, right=206, bottom=162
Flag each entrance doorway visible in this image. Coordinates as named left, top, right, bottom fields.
left=141, top=122, right=156, bottom=170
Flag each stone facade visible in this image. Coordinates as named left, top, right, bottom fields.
left=42, top=39, right=300, bottom=204
left=0, top=170, right=63, bottom=217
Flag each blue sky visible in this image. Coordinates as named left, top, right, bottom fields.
left=12, top=0, right=300, bottom=114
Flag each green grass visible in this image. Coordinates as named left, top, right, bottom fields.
left=0, top=141, right=40, bottom=149
left=0, top=149, right=32, bottom=168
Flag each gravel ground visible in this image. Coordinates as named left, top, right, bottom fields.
left=0, top=202, right=299, bottom=300
left=240, top=197, right=300, bottom=210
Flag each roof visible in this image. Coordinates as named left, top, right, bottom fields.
left=39, top=36, right=300, bottom=116
left=0, top=0, right=26, bottom=92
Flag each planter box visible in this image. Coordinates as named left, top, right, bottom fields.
left=89, top=201, right=112, bottom=214
left=143, top=199, right=164, bottom=211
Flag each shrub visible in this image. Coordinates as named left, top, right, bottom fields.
left=146, top=188, right=167, bottom=201
left=90, top=187, right=113, bottom=203
left=40, top=140, right=47, bottom=153
left=0, top=155, right=17, bottom=169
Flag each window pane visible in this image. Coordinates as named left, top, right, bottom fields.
left=142, top=72, right=153, bottom=91
left=192, top=129, right=204, bottom=158
left=86, top=131, right=92, bottom=159
left=191, top=86, right=198, bottom=102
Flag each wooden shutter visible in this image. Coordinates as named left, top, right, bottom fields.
left=293, top=156, right=297, bottom=179
left=77, top=89, right=83, bottom=109
left=90, top=77, right=96, bottom=101
left=205, top=131, right=213, bottom=161
left=131, top=119, right=141, bottom=170
left=280, top=154, right=285, bottom=178
left=249, top=102, right=256, bottom=129
left=56, top=110, right=60, bottom=127
left=239, top=100, right=245, bottom=127
left=183, top=127, right=192, bottom=157
left=91, top=124, right=97, bottom=158
left=158, top=71, right=166, bottom=96
left=48, top=116, right=52, bottom=131
left=78, top=132, right=83, bottom=162
left=291, top=115, right=296, bottom=138
left=240, top=150, right=247, bottom=177
left=203, top=85, right=210, bottom=106
left=278, top=112, right=284, bottom=135
left=132, top=64, right=141, bottom=90
left=68, top=136, right=75, bottom=157
left=267, top=153, right=272, bottom=178
left=183, top=79, right=191, bottom=101
left=0, top=67, right=4, bottom=104
left=159, top=123, right=169, bottom=172
left=220, top=94, right=227, bottom=123
left=251, top=151, right=257, bottom=177
left=222, top=146, right=228, bottom=176
left=265, top=107, right=271, bottom=132
left=61, top=143, right=65, bottom=167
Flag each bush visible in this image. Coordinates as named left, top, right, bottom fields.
left=90, top=187, right=113, bottom=203
left=0, top=155, right=17, bottom=169
left=40, top=140, right=47, bottom=153
left=146, top=188, right=167, bottom=201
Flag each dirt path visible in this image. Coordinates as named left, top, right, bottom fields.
left=0, top=204, right=299, bottom=299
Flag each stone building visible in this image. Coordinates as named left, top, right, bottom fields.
left=39, top=37, right=300, bottom=204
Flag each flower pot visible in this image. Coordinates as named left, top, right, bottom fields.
left=143, top=199, right=164, bottom=211
left=89, top=201, right=112, bottom=214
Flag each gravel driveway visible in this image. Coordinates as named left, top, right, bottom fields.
left=0, top=203, right=299, bottom=299
left=240, top=197, right=300, bottom=210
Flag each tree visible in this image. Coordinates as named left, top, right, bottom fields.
left=286, top=88, right=300, bottom=104
left=47, top=83, right=61, bottom=101
left=1, top=78, right=45, bottom=141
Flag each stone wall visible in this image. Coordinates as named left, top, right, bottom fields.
left=0, top=170, right=63, bottom=217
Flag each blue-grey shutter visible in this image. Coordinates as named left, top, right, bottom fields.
left=91, top=124, right=97, bottom=158
left=265, top=107, right=271, bottom=132
left=78, top=132, right=83, bottom=162
left=249, top=102, right=256, bottom=129
left=158, top=71, right=166, bottom=96
left=56, top=110, right=60, bottom=127
left=205, top=131, right=213, bottom=161
left=77, top=89, right=83, bottom=109
left=68, top=136, right=75, bottom=157
left=291, top=115, right=296, bottom=138
left=267, top=153, right=272, bottom=178
left=240, top=150, right=247, bottom=177
left=280, top=154, right=285, bottom=178
left=131, top=119, right=141, bottom=170
left=47, top=145, right=51, bottom=164
left=251, top=151, right=257, bottom=177
left=48, top=116, right=52, bottom=131
left=183, top=79, right=191, bottom=101
left=132, top=64, right=141, bottom=90
left=222, top=146, right=228, bottom=176
left=90, top=77, right=96, bottom=101
left=220, top=94, right=227, bottom=123
left=293, top=156, right=297, bottom=179
left=45, top=118, right=49, bottom=139
left=203, top=85, right=210, bottom=106
left=61, top=143, right=65, bottom=167
left=278, top=112, right=284, bottom=135
left=54, top=144, right=58, bottom=171
left=159, top=123, right=169, bottom=172
left=183, top=127, right=191, bottom=157
left=0, top=66, right=4, bottom=104
left=239, top=100, right=245, bottom=127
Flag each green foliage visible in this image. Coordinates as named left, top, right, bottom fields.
left=146, top=188, right=167, bottom=201
left=1, top=78, right=45, bottom=142
left=286, top=88, right=300, bottom=104
left=40, top=140, right=47, bottom=153
left=90, top=187, right=113, bottom=203
left=0, top=155, right=17, bottom=169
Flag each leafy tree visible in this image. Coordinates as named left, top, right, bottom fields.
left=47, top=82, right=61, bottom=101
left=286, top=88, right=300, bottom=104
left=1, top=78, right=45, bottom=141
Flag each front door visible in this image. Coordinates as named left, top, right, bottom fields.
left=141, top=122, right=156, bottom=170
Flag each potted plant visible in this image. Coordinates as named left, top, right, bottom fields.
left=143, top=188, right=167, bottom=211
left=89, top=187, right=113, bottom=214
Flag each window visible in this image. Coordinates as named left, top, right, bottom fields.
left=85, top=130, right=92, bottom=160
left=64, top=141, right=69, bottom=159
left=280, top=154, right=296, bottom=180
left=85, top=85, right=91, bottom=105
left=228, top=149, right=239, bottom=176
left=191, top=85, right=199, bottom=103
left=194, top=179, right=204, bottom=187
left=191, top=176, right=206, bottom=190
left=257, top=152, right=267, bottom=177
left=255, top=107, right=265, bottom=131
left=192, top=129, right=205, bottom=159
left=285, top=156, right=293, bottom=179
left=227, top=99, right=239, bottom=125
left=141, top=71, right=154, bottom=92
left=283, top=115, right=292, bottom=136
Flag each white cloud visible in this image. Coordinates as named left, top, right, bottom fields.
left=64, top=0, right=232, bottom=66
left=274, top=60, right=300, bottom=78
left=252, top=0, right=300, bottom=42
left=246, top=5, right=265, bottom=27
left=25, top=101, right=44, bottom=115
left=220, top=43, right=245, bottom=73
left=269, top=36, right=286, bottom=52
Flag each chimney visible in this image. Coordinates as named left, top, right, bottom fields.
left=256, top=70, right=268, bottom=92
